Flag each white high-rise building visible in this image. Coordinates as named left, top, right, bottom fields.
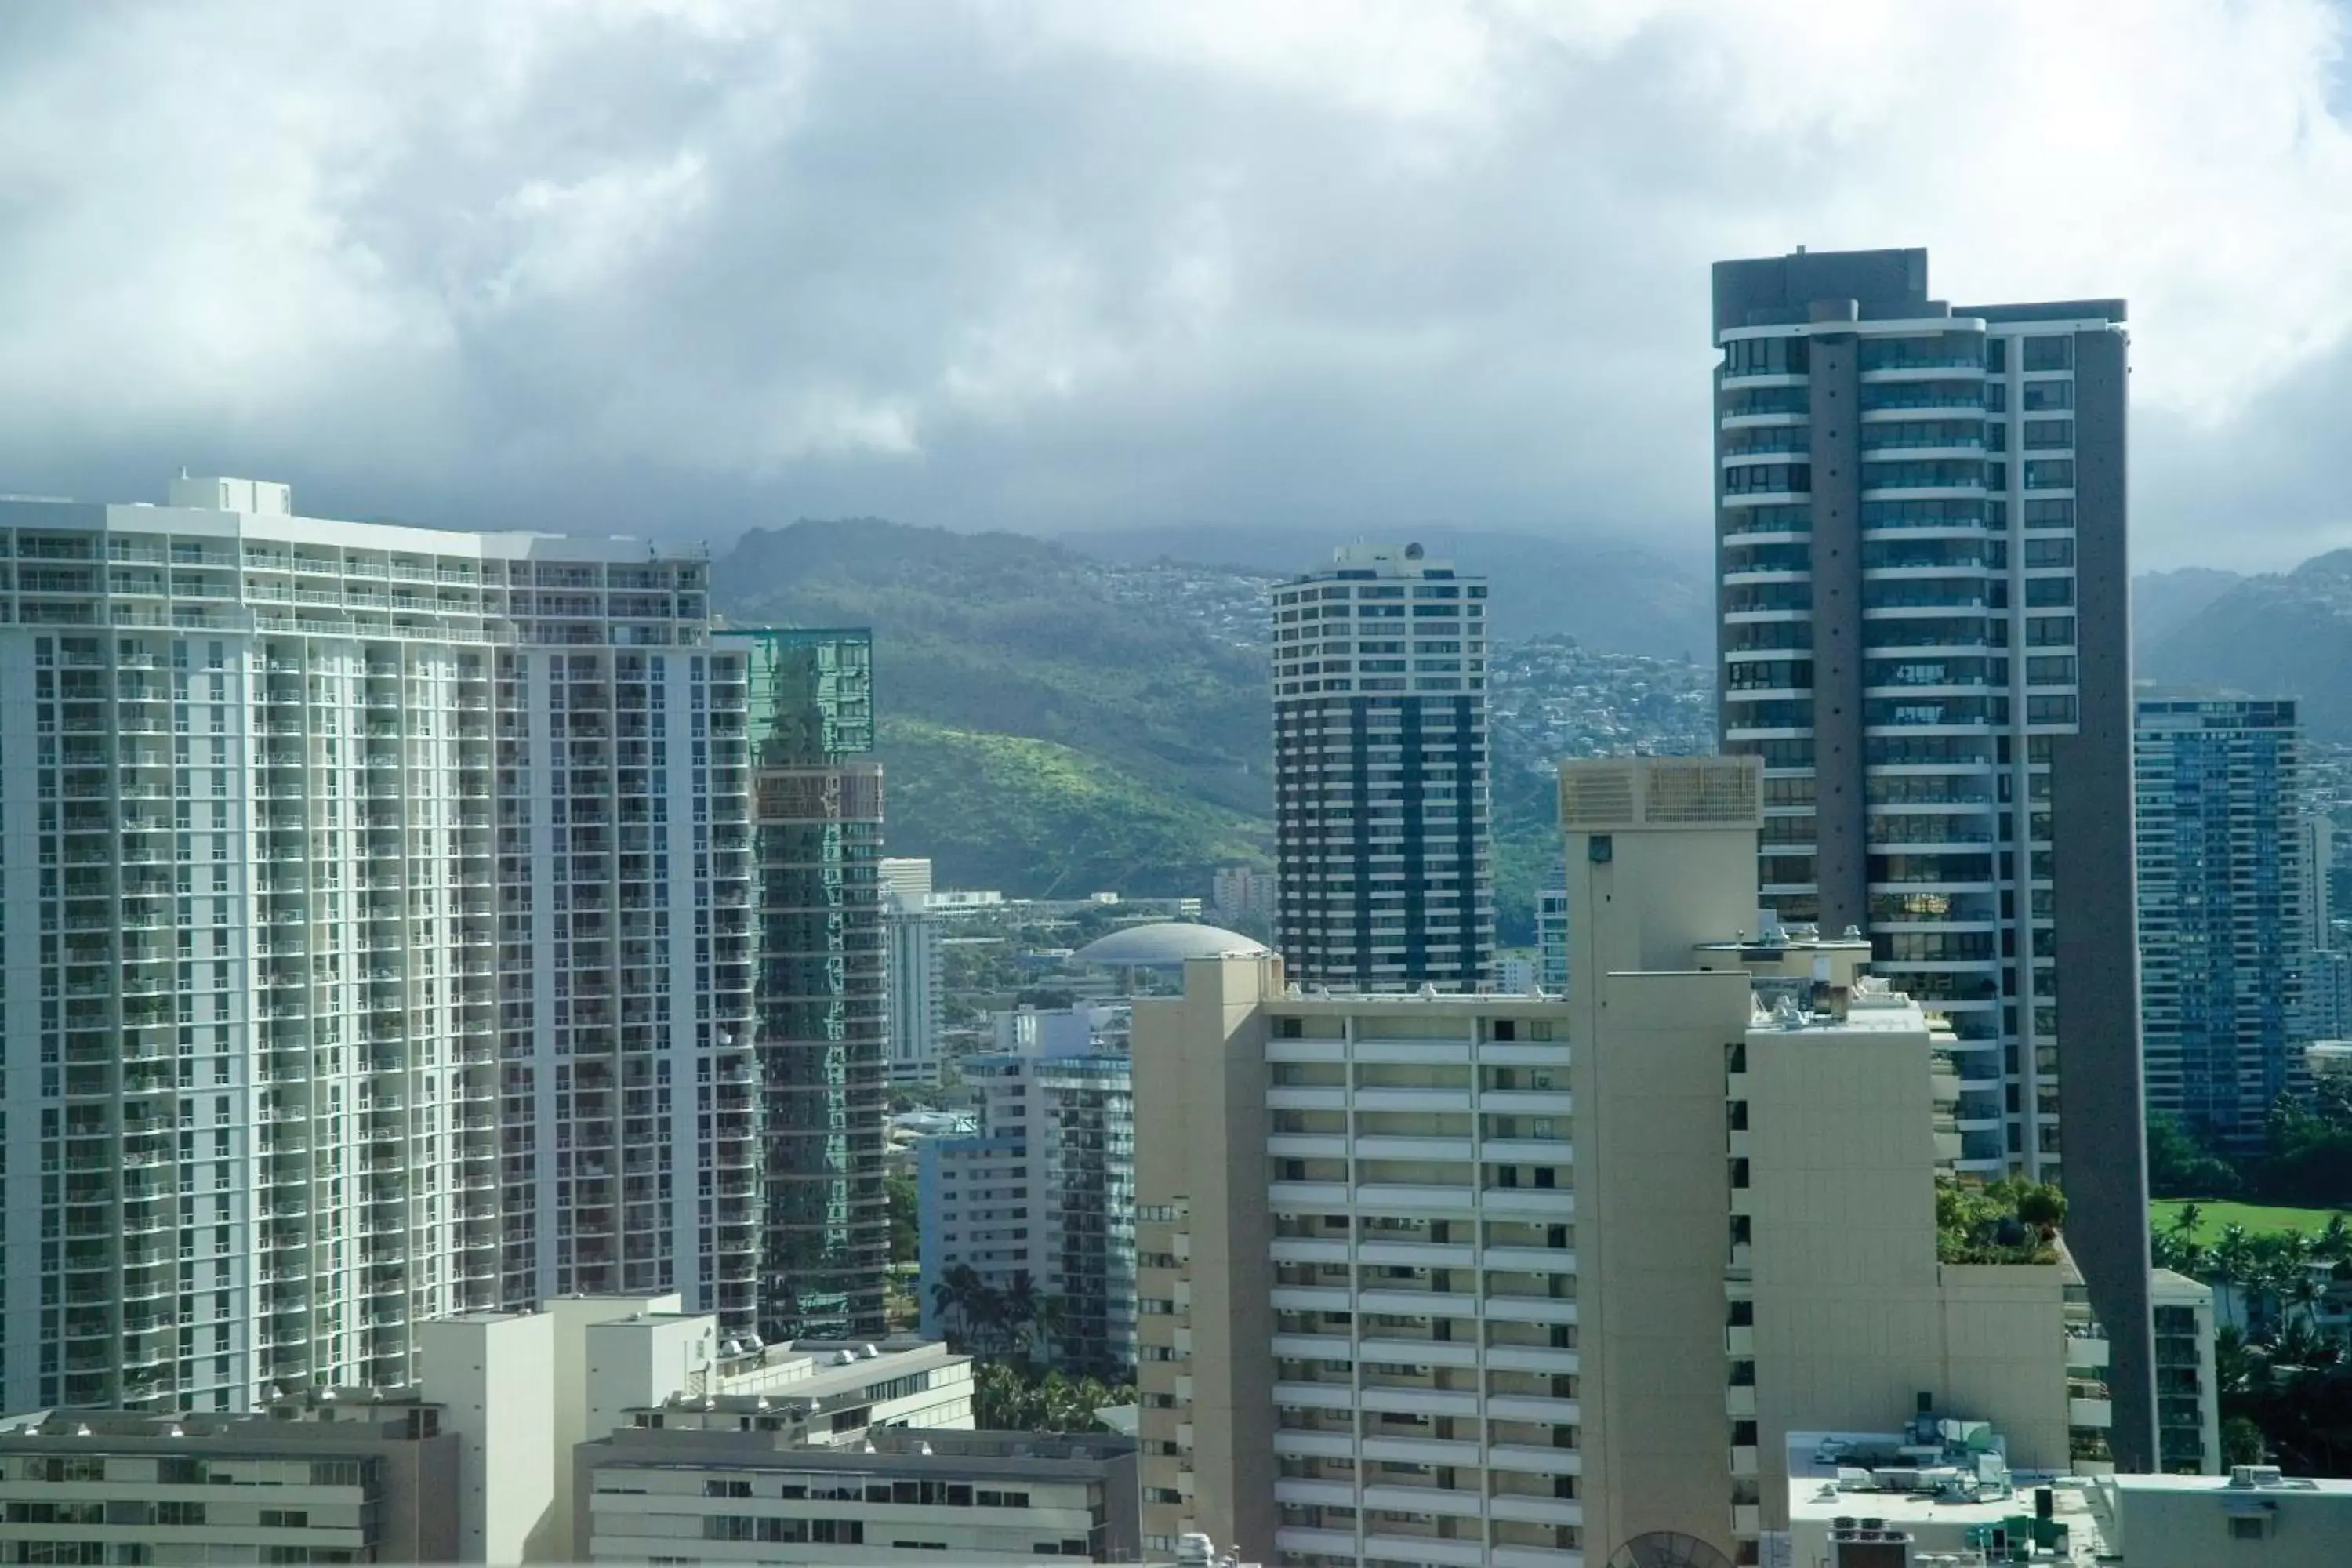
left=880, top=856, right=935, bottom=908
left=1272, top=543, right=1494, bottom=989
left=0, top=476, right=755, bottom=1416
left=885, top=900, right=945, bottom=1086
left=919, top=1005, right=1136, bottom=1376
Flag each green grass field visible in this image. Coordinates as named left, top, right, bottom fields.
left=2151, top=1199, right=2349, bottom=1245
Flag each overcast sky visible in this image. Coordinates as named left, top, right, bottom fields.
left=4, top=1, right=2349, bottom=572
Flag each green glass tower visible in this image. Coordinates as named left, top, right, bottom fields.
left=733, top=628, right=887, bottom=1340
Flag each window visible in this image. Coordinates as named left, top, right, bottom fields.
left=2023, top=459, right=2074, bottom=491
left=2022, top=380, right=2072, bottom=411
left=2228, top=1515, right=2267, bottom=1541
left=2022, top=336, right=2073, bottom=372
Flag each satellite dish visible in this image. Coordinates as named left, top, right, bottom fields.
left=1608, top=1535, right=1734, bottom=1568
left=1405, top=542, right=1425, bottom=560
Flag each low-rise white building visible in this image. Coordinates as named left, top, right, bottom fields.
left=2093, top=1469, right=2352, bottom=1566
left=576, top=1425, right=1138, bottom=1563
left=0, top=1299, right=975, bottom=1565
left=0, top=1403, right=463, bottom=1564
left=2151, top=1269, right=2222, bottom=1475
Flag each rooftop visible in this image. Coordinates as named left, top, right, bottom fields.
left=1072, top=921, right=1269, bottom=967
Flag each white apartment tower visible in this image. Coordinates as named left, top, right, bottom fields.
left=0, top=476, right=754, bottom=1416
left=917, top=1006, right=1137, bottom=1376
left=1272, top=543, right=1494, bottom=989
left=884, top=892, right=945, bottom=1087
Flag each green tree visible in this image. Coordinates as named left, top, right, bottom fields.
left=2016, top=1182, right=2067, bottom=1234
left=886, top=1172, right=920, bottom=1267
left=2221, top=1416, right=2267, bottom=1468
left=2146, top=1113, right=2243, bottom=1200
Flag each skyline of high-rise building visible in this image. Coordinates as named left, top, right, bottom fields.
left=917, top=1003, right=1137, bottom=1377
left=0, top=474, right=754, bottom=1414
left=2134, top=694, right=2310, bottom=1152
left=1272, top=542, right=1494, bottom=990
left=1135, top=755, right=2132, bottom=1566
left=1711, top=246, right=2155, bottom=1467
left=739, top=629, right=891, bottom=1342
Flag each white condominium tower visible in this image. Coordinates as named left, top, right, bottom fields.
left=0, top=474, right=755, bottom=1415
left=1272, top=543, right=1494, bottom=989
left=1711, top=249, right=2154, bottom=1468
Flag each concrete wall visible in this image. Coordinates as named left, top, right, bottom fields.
left=1804, top=331, right=1868, bottom=935
left=1748, top=1018, right=1946, bottom=1521
left=2053, top=324, right=2156, bottom=1472
left=1579, top=968, right=1751, bottom=1562
left=2099, top=1480, right=2352, bottom=1568
left=1130, top=956, right=1282, bottom=1562
left=418, top=1313, right=557, bottom=1563
left=542, top=1293, right=683, bottom=1560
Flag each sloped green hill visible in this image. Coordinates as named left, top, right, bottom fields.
left=713, top=519, right=1270, bottom=895
left=879, top=718, right=1268, bottom=897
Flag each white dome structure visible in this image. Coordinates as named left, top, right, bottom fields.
left=1072, top=922, right=1270, bottom=967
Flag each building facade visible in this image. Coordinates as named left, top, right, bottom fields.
left=1211, top=864, right=1277, bottom=928
left=2151, top=1269, right=2223, bottom=1476
left=1534, top=881, right=1568, bottom=993
left=885, top=899, right=945, bottom=1087
left=576, top=1427, right=1137, bottom=1565
left=2134, top=696, right=2308, bottom=1152
left=1135, top=756, right=2106, bottom=1567
left=1712, top=249, right=2154, bottom=1467
left=0, top=475, right=755, bottom=1417
left=735, top=630, right=890, bottom=1343
left=0, top=1404, right=461, bottom=1565
left=918, top=1007, right=1137, bottom=1376
left=1272, top=543, right=1493, bottom=989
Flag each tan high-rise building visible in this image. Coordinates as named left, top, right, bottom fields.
left=1134, top=756, right=2100, bottom=1568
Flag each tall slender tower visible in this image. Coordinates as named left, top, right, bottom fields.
left=0, top=475, right=753, bottom=1415
left=1711, top=249, right=2154, bottom=1468
left=2134, top=694, right=2308, bottom=1153
left=735, top=629, right=889, bottom=1341
left=1271, top=543, right=1494, bottom=989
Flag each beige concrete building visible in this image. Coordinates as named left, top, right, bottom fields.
left=575, top=1425, right=1137, bottom=1563
left=1134, top=756, right=2102, bottom=1568
left=0, top=1401, right=461, bottom=1564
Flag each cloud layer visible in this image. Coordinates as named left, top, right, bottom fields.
left=2, top=0, right=2348, bottom=569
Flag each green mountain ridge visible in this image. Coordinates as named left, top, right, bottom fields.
left=2140, top=551, right=2352, bottom=742
left=714, top=519, right=1272, bottom=897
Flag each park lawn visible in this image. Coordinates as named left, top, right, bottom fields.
left=2151, top=1199, right=2348, bottom=1246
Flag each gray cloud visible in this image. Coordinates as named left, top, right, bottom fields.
left=1, top=1, right=2347, bottom=571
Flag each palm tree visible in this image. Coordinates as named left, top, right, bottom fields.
left=2172, top=1202, right=2205, bottom=1240
left=2288, top=1272, right=2331, bottom=1337
left=969, top=1279, right=1010, bottom=1358
left=2215, top=1225, right=2254, bottom=1331
left=930, top=1263, right=993, bottom=1351
left=1002, top=1269, right=1043, bottom=1360
left=2317, top=1214, right=2352, bottom=1269
left=1028, top=1294, right=1069, bottom=1370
